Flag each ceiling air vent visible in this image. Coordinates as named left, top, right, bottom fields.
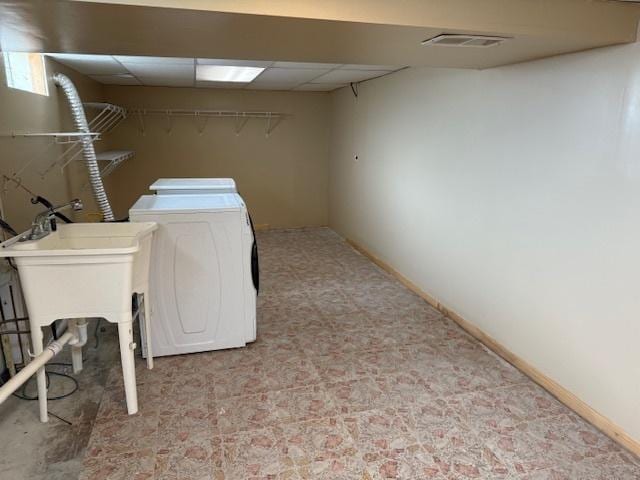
left=422, top=34, right=508, bottom=48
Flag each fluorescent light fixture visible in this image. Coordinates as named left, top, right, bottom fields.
left=196, top=65, right=264, bottom=83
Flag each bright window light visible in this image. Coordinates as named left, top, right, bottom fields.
left=3, top=52, right=48, bottom=96
left=196, top=65, right=264, bottom=83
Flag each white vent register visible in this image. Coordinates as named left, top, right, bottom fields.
left=422, top=34, right=509, bottom=48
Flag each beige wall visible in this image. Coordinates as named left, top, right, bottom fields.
left=0, top=57, right=105, bottom=233
left=0, top=57, right=104, bottom=373
left=328, top=44, right=640, bottom=441
left=103, top=86, right=330, bottom=227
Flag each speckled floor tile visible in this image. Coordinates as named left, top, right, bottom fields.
left=526, top=413, right=622, bottom=461
left=213, top=390, right=283, bottom=434
left=154, top=431, right=222, bottom=480
left=365, top=444, right=445, bottom=479
left=221, top=427, right=295, bottom=479
left=75, top=228, right=640, bottom=480
left=327, top=377, right=390, bottom=414
left=79, top=448, right=156, bottom=480
left=272, top=384, right=339, bottom=424
left=297, top=455, right=370, bottom=479
left=310, top=352, right=369, bottom=383
left=343, top=408, right=419, bottom=461
left=274, top=417, right=358, bottom=466
left=85, top=415, right=159, bottom=458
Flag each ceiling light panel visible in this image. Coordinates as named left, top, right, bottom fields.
left=197, top=58, right=273, bottom=68
left=196, top=65, right=264, bottom=82
left=312, top=69, right=390, bottom=84
left=252, top=68, right=327, bottom=84
left=46, top=54, right=127, bottom=75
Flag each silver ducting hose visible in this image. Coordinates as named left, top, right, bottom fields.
left=53, top=73, right=115, bottom=221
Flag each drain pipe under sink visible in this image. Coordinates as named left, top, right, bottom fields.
left=0, top=331, right=77, bottom=406
left=68, top=319, right=89, bottom=373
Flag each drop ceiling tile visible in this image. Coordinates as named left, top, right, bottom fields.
left=272, top=61, right=340, bottom=70
left=138, top=76, right=194, bottom=87
left=46, top=54, right=127, bottom=75
left=114, top=55, right=194, bottom=65
left=311, top=69, right=390, bottom=84
left=197, top=58, right=273, bottom=68
left=196, top=81, right=248, bottom=89
left=246, top=83, right=297, bottom=91
left=123, top=63, right=193, bottom=81
left=252, top=68, right=327, bottom=84
left=339, top=64, right=399, bottom=71
left=294, top=83, right=346, bottom=92
left=89, top=74, right=142, bottom=85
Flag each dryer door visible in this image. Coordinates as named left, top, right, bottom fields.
left=248, top=212, right=259, bottom=294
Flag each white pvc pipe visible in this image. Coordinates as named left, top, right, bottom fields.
left=68, top=319, right=88, bottom=374
left=0, top=331, right=75, bottom=405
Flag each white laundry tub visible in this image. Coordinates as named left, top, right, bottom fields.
left=0, top=221, right=157, bottom=421
left=5, top=222, right=156, bottom=322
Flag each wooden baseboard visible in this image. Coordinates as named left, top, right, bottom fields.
left=346, top=237, right=640, bottom=457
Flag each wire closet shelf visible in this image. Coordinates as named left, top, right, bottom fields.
left=129, top=108, right=290, bottom=136
left=0, top=102, right=131, bottom=192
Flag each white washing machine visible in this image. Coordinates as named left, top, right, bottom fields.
left=130, top=192, right=257, bottom=356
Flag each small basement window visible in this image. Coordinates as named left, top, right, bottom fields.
left=3, top=52, right=48, bottom=96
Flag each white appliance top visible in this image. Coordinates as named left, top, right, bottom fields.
left=150, top=178, right=237, bottom=195
left=130, top=193, right=244, bottom=214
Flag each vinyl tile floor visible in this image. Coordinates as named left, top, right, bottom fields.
left=73, top=228, right=640, bottom=479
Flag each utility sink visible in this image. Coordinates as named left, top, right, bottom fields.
left=6, top=222, right=156, bottom=256
left=0, top=222, right=157, bottom=321
left=0, top=221, right=157, bottom=421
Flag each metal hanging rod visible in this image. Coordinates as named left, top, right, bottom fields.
left=129, top=108, right=289, bottom=119
left=129, top=108, right=290, bottom=137
left=0, top=132, right=101, bottom=142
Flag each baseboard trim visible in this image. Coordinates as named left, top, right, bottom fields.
left=346, top=237, right=640, bottom=457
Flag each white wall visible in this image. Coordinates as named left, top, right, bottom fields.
left=329, top=43, right=640, bottom=440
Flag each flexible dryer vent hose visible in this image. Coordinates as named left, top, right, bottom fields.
left=53, top=73, right=115, bottom=221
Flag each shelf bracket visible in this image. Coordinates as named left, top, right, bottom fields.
left=136, top=111, right=146, bottom=136
left=195, top=113, right=209, bottom=136
left=235, top=113, right=249, bottom=136
left=165, top=110, right=173, bottom=135
left=265, top=113, right=282, bottom=138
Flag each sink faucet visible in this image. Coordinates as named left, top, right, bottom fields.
left=23, top=199, right=83, bottom=241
